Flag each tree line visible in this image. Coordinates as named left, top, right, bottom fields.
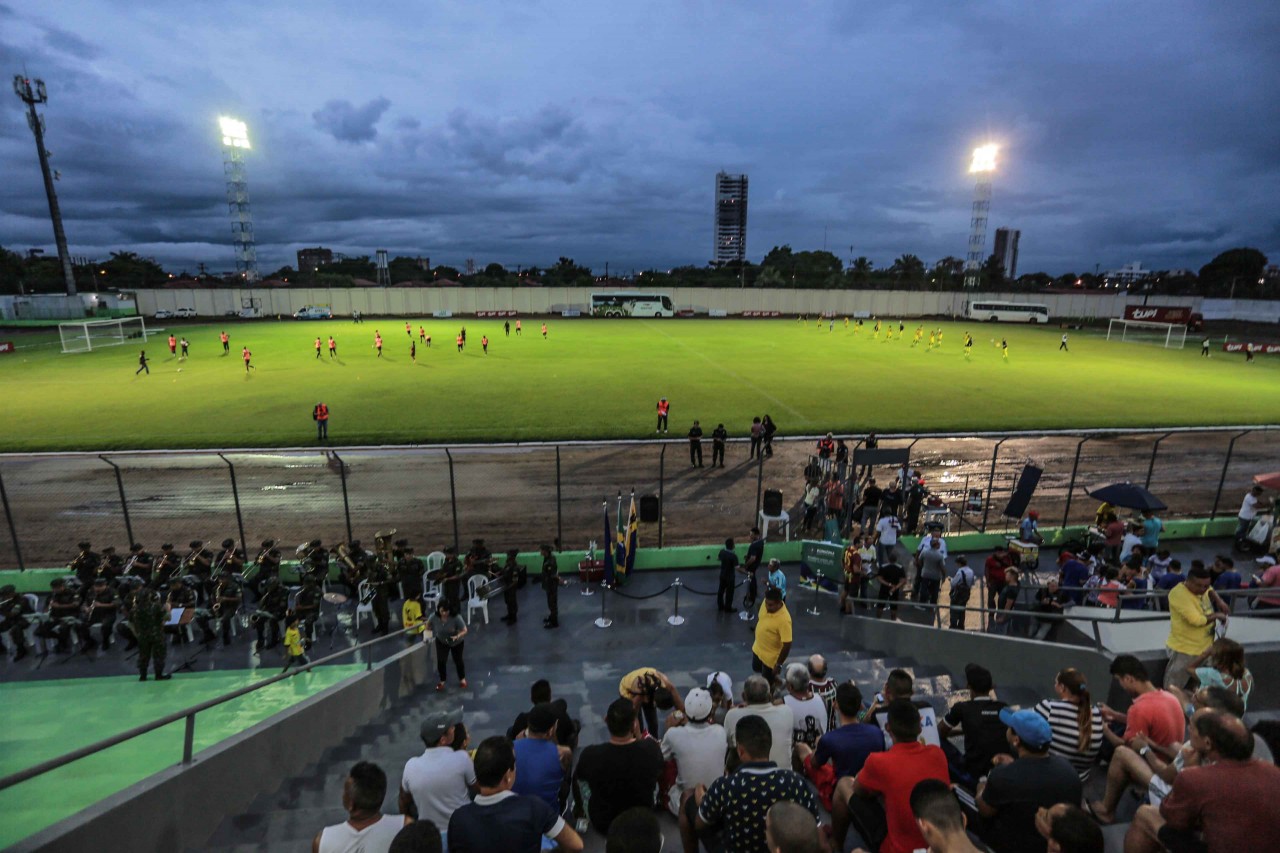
left=0, top=244, right=1272, bottom=300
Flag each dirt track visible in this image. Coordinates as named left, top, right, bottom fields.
left=1, top=428, right=1275, bottom=570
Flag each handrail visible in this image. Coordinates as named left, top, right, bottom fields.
left=0, top=625, right=419, bottom=793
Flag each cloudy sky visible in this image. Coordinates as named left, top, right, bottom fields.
left=1, top=1, right=1277, bottom=276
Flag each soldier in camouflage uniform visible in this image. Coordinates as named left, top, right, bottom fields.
left=132, top=585, right=171, bottom=681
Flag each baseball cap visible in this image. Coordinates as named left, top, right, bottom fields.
left=419, top=709, right=463, bottom=744
left=706, top=671, right=733, bottom=698
left=999, top=707, right=1052, bottom=750
left=1257, top=555, right=1277, bottom=567
left=684, top=688, right=714, bottom=722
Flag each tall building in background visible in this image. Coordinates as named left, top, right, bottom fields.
left=714, top=172, right=748, bottom=264
left=296, top=247, right=333, bottom=273
left=993, top=227, right=1020, bottom=279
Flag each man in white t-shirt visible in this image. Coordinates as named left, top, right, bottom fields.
left=1237, top=486, right=1265, bottom=538
left=314, top=761, right=411, bottom=853
left=724, top=674, right=794, bottom=769
left=783, top=664, right=828, bottom=750
left=400, top=709, right=477, bottom=833
left=660, top=688, right=727, bottom=814
left=875, top=514, right=902, bottom=566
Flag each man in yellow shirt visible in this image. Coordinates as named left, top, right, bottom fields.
left=1165, top=566, right=1228, bottom=690
left=619, top=667, right=679, bottom=736
left=751, top=588, right=793, bottom=688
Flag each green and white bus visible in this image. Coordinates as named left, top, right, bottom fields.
left=590, top=292, right=675, bottom=318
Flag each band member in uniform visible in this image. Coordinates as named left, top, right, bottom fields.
left=398, top=544, right=424, bottom=601
left=300, top=540, right=329, bottom=585
left=166, top=577, right=215, bottom=644
left=539, top=544, right=565, bottom=629
left=465, top=538, right=493, bottom=573
left=133, top=584, right=171, bottom=681
left=439, top=546, right=465, bottom=609
left=124, top=542, right=154, bottom=583
left=211, top=573, right=243, bottom=645
left=69, top=541, right=100, bottom=587
left=247, top=540, right=281, bottom=599
left=0, top=584, right=33, bottom=660
left=98, top=545, right=124, bottom=583
left=491, top=549, right=521, bottom=624
left=36, top=578, right=83, bottom=653
left=82, top=577, right=120, bottom=651
left=183, top=540, right=215, bottom=601
left=214, top=538, right=246, bottom=579
left=253, top=579, right=289, bottom=651
left=293, top=575, right=322, bottom=643
left=154, top=543, right=180, bottom=584
left=365, top=557, right=397, bottom=636
left=337, top=539, right=368, bottom=597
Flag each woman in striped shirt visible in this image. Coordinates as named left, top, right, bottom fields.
left=1033, top=667, right=1104, bottom=780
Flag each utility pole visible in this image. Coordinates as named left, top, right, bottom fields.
left=13, top=75, right=76, bottom=295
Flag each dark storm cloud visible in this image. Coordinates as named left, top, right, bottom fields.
left=2, top=1, right=1278, bottom=274
left=312, top=97, right=391, bottom=143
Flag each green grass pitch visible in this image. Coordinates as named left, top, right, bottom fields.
left=0, top=318, right=1275, bottom=451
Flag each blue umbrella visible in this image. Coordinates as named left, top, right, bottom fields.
left=1086, top=481, right=1167, bottom=512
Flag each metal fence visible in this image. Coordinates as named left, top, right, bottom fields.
left=0, top=426, right=1275, bottom=570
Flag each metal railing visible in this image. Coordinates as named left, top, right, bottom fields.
left=0, top=625, right=419, bottom=794
left=0, top=426, right=1274, bottom=572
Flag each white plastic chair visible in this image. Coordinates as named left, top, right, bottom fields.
left=353, top=581, right=374, bottom=632
left=465, top=574, right=489, bottom=625
left=21, top=593, right=41, bottom=655
left=423, top=551, right=446, bottom=609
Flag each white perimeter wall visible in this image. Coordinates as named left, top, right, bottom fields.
left=133, top=287, right=1229, bottom=322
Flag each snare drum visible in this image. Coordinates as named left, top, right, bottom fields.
left=323, top=592, right=349, bottom=605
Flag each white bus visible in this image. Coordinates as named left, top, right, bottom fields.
left=963, top=299, right=1050, bottom=324
left=590, top=291, right=675, bottom=318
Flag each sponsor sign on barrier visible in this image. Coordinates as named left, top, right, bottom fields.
left=1222, top=342, right=1280, bottom=354
left=0, top=342, right=13, bottom=354
left=475, top=310, right=518, bottom=317
left=432, top=310, right=454, bottom=319
left=561, top=309, right=581, bottom=317
left=1124, top=305, right=1193, bottom=323
left=741, top=310, right=781, bottom=317
left=708, top=309, right=728, bottom=317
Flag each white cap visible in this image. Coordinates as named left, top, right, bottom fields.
left=1258, top=555, right=1277, bottom=566
left=684, top=688, right=714, bottom=722
left=706, top=671, right=732, bottom=699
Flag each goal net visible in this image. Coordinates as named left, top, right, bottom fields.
left=59, top=316, right=148, bottom=354
left=1106, top=318, right=1187, bottom=349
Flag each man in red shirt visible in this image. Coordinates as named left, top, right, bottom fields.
left=832, top=700, right=948, bottom=853
left=984, top=545, right=1014, bottom=612
left=1099, top=655, right=1184, bottom=750
left=1125, top=710, right=1280, bottom=853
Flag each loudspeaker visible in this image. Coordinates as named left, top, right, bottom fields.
left=639, top=494, right=661, bottom=523
left=763, top=489, right=784, bottom=516
left=1002, top=464, right=1043, bottom=519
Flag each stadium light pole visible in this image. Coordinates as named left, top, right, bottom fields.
left=963, top=143, right=998, bottom=289
left=219, top=116, right=260, bottom=283
left=13, top=75, right=77, bottom=295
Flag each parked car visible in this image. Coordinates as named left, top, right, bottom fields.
left=153, top=309, right=173, bottom=319
left=175, top=307, right=197, bottom=318
left=293, top=305, right=333, bottom=320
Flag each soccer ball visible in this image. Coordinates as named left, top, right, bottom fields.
left=177, top=368, right=183, bottom=373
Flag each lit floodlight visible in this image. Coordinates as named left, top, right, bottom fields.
left=219, top=116, right=250, bottom=149
left=969, top=144, right=998, bottom=173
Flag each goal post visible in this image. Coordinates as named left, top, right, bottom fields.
left=58, top=316, right=149, bottom=354
left=1106, top=318, right=1187, bottom=349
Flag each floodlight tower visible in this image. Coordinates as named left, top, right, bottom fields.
left=219, top=116, right=259, bottom=283
left=13, top=75, right=76, bottom=295
left=963, top=144, right=998, bottom=288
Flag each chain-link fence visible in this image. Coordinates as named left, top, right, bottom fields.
left=0, top=426, right=1274, bottom=570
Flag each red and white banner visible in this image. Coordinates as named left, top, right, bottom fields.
left=1222, top=342, right=1280, bottom=354
left=475, top=310, right=518, bottom=317
left=1124, top=305, right=1193, bottom=323
left=0, top=342, right=14, bottom=355
left=741, top=310, right=781, bottom=317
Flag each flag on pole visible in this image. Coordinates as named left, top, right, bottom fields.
left=602, top=501, right=616, bottom=586
left=619, top=493, right=639, bottom=579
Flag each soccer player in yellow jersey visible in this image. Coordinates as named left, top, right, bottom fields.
left=874, top=318, right=882, bottom=336
left=844, top=316, right=850, bottom=329
left=964, top=332, right=973, bottom=359
left=928, top=330, right=937, bottom=349
left=935, top=329, right=944, bottom=346
left=1001, top=338, right=1009, bottom=360
left=913, top=326, right=923, bottom=347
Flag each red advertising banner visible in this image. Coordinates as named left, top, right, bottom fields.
left=1124, top=305, right=1192, bottom=323
left=475, top=310, right=518, bottom=317
left=0, top=342, right=14, bottom=355
left=1222, top=343, right=1280, bottom=354
left=741, top=310, right=782, bottom=318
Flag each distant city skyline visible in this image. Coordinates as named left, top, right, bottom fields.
left=2, top=2, right=1277, bottom=277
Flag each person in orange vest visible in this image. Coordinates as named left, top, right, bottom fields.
left=167, top=334, right=176, bottom=355
left=456, top=332, right=464, bottom=352
left=242, top=346, right=254, bottom=372
left=313, top=402, right=329, bottom=440
left=515, top=319, right=522, bottom=336
left=418, top=325, right=426, bottom=342
left=481, top=335, right=489, bottom=354
left=219, top=330, right=229, bottom=354
left=328, top=335, right=337, bottom=357
left=405, top=321, right=411, bottom=336
left=656, top=397, right=670, bottom=433
left=817, top=432, right=836, bottom=460
left=424, top=333, right=431, bottom=348
left=540, top=322, right=548, bottom=339
left=314, top=336, right=322, bottom=359
left=374, top=331, right=383, bottom=357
